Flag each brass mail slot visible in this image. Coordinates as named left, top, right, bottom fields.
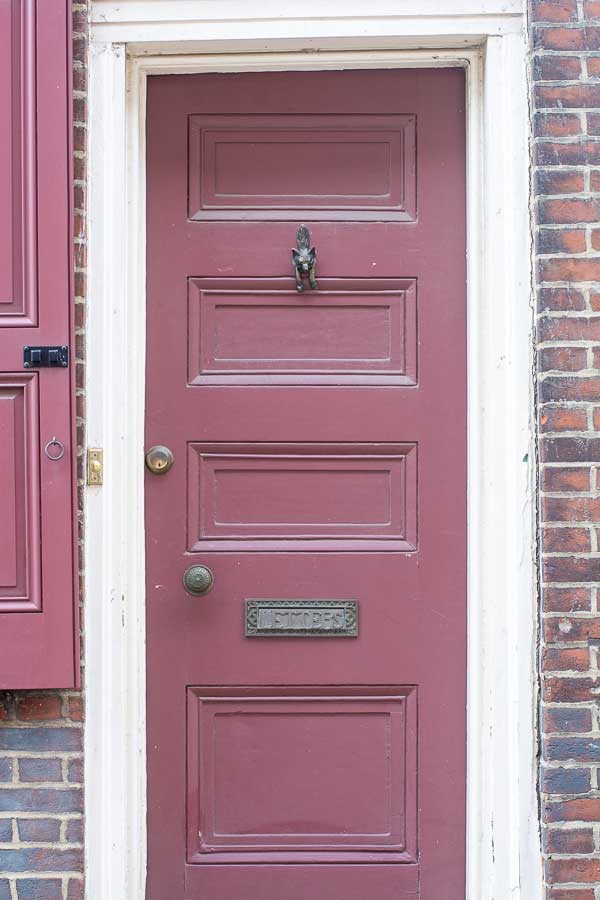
left=245, top=600, right=358, bottom=637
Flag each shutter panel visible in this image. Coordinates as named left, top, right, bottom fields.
left=0, top=1, right=78, bottom=687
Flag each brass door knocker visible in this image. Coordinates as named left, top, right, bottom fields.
left=292, top=225, right=317, bottom=292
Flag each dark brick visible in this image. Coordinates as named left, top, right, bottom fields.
left=532, top=0, right=579, bottom=22
left=0, top=848, right=82, bottom=872
left=0, top=759, right=13, bottom=783
left=66, top=760, right=82, bottom=784
left=0, top=882, right=10, bottom=900
left=66, top=879, right=83, bottom=900
left=543, top=646, right=590, bottom=670
left=536, top=140, right=600, bottom=165
left=538, top=287, right=586, bottom=311
left=534, top=26, right=600, bottom=51
left=544, top=827, right=594, bottom=853
left=0, top=729, right=81, bottom=753
left=18, top=759, right=62, bottom=784
left=542, top=438, right=600, bottom=462
left=545, top=737, right=600, bottom=761
left=533, top=55, right=582, bottom=79
left=18, top=819, right=61, bottom=843
left=0, top=819, right=12, bottom=841
left=545, top=796, right=600, bottom=821
left=543, top=587, right=592, bottom=613
left=16, top=880, right=62, bottom=900
left=64, top=819, right=83, bottom=844
left=544, top=556, right=600, bottom=582
left=540, top=407, right=588, bottom=432
left=0, top=789, right=82, bottom=814
left=542, top=765, right=592, bottom=793
left=543, top=676, right=599, bottom=702
left=16, top=697, right=63, bottom=723
left=546, top=857, right=600, bottom=883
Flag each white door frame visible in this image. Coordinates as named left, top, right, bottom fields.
left=85, top=4, right=539, bottom=900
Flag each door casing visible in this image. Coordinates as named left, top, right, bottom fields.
left=84, top=6, right=538, bottom=900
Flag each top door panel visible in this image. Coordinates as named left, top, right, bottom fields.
left=188, top=115, right=416, bottom=221
left=0, top=0, right=37, bottom=325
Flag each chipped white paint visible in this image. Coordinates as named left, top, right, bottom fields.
left=85, top=3, right=538, bottom=900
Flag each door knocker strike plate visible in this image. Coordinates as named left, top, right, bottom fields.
left=292, top=224, right=317, bottom=292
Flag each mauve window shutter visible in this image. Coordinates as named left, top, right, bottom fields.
left=0, top=1, right=78, bottom=687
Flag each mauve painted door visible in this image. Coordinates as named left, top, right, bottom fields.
left=0, top=1, right=76, bottom=688
left=145, top=69, right=466, bottom=900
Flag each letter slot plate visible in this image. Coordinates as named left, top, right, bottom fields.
left=245, top=600, right=358, bottom=638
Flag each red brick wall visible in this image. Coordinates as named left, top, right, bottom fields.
left=0, top=3, right=87, bottom=898
left=534, top=0, right=600, bottom=896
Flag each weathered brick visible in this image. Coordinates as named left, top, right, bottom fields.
left=540, top=379, right=600, bottom=404
left=533, top=55, right=582, bottom=79
left=543, top=766, right=592, bottom=793
left=17, top=819, right=61, bottom=843
left=543, top=677, right=600, bottom=702
left=16, top=880, right=62, bottom=900
left=0, top=789, right=82, bottom=815
left=16, top=697, right=63, bottom=723
left=0, top=729, right=81, bottom=753
left=534, top=26, right=600, bottom=51
left=64, top=819, right=83, bottom=844
left=532, top=0, right=579, bottom=22
left=538, top=287, right=586, bottom=311
left=542, top=439, right=600, bottom=463
left=0, top=882, right=10, bottom=900
left=544, top=796, right=600, bottom=821
left=544, top=557, right=600, bottom=582
left=539, top=198, right=600, bottom=223
left=542, top=467, right=590, bottom=491
left=540, top=407, right=588, bottom=432
left=0, top=819, right=12, bottom=842
left=545, top=615, right=600, bottom=641
left=540, top=257, right=600, bottom=282
left=540, top=345, right=588, bottom=370
left=543, top=646, right=591, bottom=671
left=548, top=890, right=595, bottom=900
left=543, top=587, right=592, bottom=613
left=66, top=879, right=83, bottom=900
left=18, top=759, right=62, bottom=784
left=0, top=848, right=82, bottom=872
left=536, top=83, right=600, bottom=107
left=546, top=857, right=600, bottom=883
left=0, top=759, right=13, bottom=783
left=536, top=140, right=600, bottom=165
left=543, top=496, right=600, bottom=521
left=66, top=760, right=82, bottom=784
left=535, top=112, right=582, bottom=138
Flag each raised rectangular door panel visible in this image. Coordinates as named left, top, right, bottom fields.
left=0, top=1, right=77, bottom=688
left=189, top=114, right=416, bottom=220
left=187, top=686, right=417, bottom=863
left=188, top=278, right=417, bottom=385
left=146, top=68, right=466, bottom=900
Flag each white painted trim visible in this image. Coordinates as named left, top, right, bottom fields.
left=85, top=6, right=539, bottom=900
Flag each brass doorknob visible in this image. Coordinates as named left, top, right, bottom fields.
left=145, top=445, right=174, bottom=474
left=183, top=565, right=214, bottom=596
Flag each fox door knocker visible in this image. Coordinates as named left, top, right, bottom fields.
left=292, top=224, right=318, bottom=292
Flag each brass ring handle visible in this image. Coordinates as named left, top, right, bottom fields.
left=183, top=565, right=214, bottom=596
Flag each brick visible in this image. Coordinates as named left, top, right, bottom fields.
left=549, top=891, right=595, bottom=900
left=0, top=819, right=12, bottom=842
left=535, top=169, right=586, bottom=195
left=0, top=847, right=83, bottom=872
left=0, top=729, right=81, bottom=753
left=545, top=797, right=600, bottom=821
left=18, top=759, right=62, bottom=784
left=540, top=407, right=588, bottom=431
left=0, top=789, right=82, bottom=814
left=533, top=56, right=582, bottom=79
left=540, top=317, right=600, bottom=341
left=591, top=171, right=600, bottom=193
left=66, top=880, right=83, bottom=900
left=543, top=495, right=600, bottom=520
left=16, top=880, right=62, bottom=900
left=18, top=819, right=61, bottom=843
left=67, top=760, right=82, bottom=784
left=0, top=882, right=10, bottom=900
left=544, top=587, right=592, bottom=612
left=544, top=557, right=600, bottom=581
left=532, top=0, right=579, bottom=22
left=543, top=677, right=600, bottom=702
left=536, top=140, right=600, bottom=165
left=536, top=83, right=600, bottom=107
left=546, top=857, right=600, bottom=883
left=543, top=646, right=591, bottom=670
left=539, top=287, right=586, bottom=311
left=585, top=0, right=600, bottom=17
left=535, top=112, right=582, bottom=138
left=540, top=257, right=600, bottom=281
left=534, top=26, right=600, bottom=51
left=543, top=766, right=592, bottom=793
left=542, top=439, right=600, bottom=463
left=543, top=527, right=591, bottom=551
left=542, top=466, right=590, bottom=491
left=540, top=345, right=588, bottom=370
left=545, top=615, right=600, bottom=640
left=540, top=378, right=600, bottom=403
left=64, top=819, right=83, bottom=844
left=16, top=697, right=63, bottom=722
left=539, top=197, right=600, bottom=223
left=0, top=759, right=13, bottom=783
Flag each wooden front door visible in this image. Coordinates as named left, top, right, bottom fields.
left=145, top=68, right=466, bottom=900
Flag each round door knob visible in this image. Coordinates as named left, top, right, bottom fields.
left=145, top=445, right=174, bottom=474
left=183, top=565, right=214, bottom=596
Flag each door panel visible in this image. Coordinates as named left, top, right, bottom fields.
left=146, top=69, right=466, bottom=900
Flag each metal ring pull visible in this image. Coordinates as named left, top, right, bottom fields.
left=44, top=437, right=65, bottom=461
